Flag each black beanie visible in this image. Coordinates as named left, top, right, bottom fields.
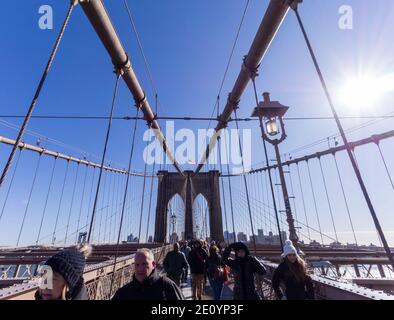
left=45, top=246, right=90, bottom=291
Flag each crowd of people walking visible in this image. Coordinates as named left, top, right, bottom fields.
left=35, top=239, right=315, bottom=301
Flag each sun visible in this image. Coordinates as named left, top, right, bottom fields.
left=339, top=74, right=394, bottom=110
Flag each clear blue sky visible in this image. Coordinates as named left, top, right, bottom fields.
left=1, top=0, right=394, bottom=247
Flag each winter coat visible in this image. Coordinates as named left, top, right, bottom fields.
left=112, top=270, right=184, bottom=300
left=163, top=250, right=189, bottom=277
left=187, top=247, right=208, bottom=274
left=206, top=253, right=225, bottom=281
left=272, top=260, right=315, bottom=300
left=222, top=244, right=266, bottom=300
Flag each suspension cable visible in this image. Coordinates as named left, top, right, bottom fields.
left=0, top=2, right=76, bottom=189
left=333, top=154, right=358, bottom=246
left=88, top=72, right=122, bottom=243
left=16, top=153, right=42, bottom=246
left=233, top=109, right=256, bottom=254
left=109, top=108, right=140, bottom=296
left=0, top=148, right=23, bottom=223
left=293, top=5, right=394, bottom=269
left=306, top=160, right=324, bottom=244
left=318, top=157, right=339, bottom=242
left=65, top=164, right=80, bottom=244
left=52, top=160, right=70, bottom=245
left=296, top=163, right=311, bottom=240
left=36, top=157, right=58, bottom=245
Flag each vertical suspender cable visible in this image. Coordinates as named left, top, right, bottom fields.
left=293, top=5, right=394, bottom=269
left=36, top=157, right=57, bottom=245
left=97, top=170, right=108, bottom=243
left=88, top=72, right=122, bottom=243
left=233, top=109, right=257, bottom=254
left=0, top=1, right=77, bottom=188
left=218, top=137, right=230, bottom=245
left=145, top=163, right=156, bottom=243
left=65, top=163, right=80, bottom=244
left=0, top=148, right=23, bottom=223
left=138, top=141, right=149, bottom=243
left=296, top=163, right=311, bottom=240
left=52, top=160, right=70, bottom=245
left=306, top=160, right=324, bottom=244
left=287, top=165, right=299, bottom=230
left=75, top=164, right=89, bottom=243
left=109, top=109, right=139, bottom=297
left=376, top=143, right=394, bottom=192
left=251, top=77, right=283, bottom=248
left=16, top=153, right=42, bottom=246
left=223, top=130, right=236, bottom=243
left=85, top=167, right=97, bottom=234
left=333, top=154, right=358, bottom=246
left=318, top=157, right=339, bottom=242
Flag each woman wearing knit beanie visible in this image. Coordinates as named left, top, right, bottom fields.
left=35, top=244, right=92, bottom=300
left=272, top=240, right=315, bottom=300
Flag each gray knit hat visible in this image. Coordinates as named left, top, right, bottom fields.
left=45, top=245, right=91, bottom=291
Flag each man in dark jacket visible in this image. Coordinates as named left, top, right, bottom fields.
left=112, top=248, right=184, bottom=300
left=187, top=240, right=208, bottom=300
left=222, top=242, right=266, bottom=300
left=163, top=243, right=189, bottom=286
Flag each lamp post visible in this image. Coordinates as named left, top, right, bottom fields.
left=251, top=92, right=299, bottom=248
left=170, top=213, right=176, bottom=243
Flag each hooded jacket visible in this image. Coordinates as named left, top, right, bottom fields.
left=112, top=270, right=184, bottom=300
left=222, top=242, right=266, bottom=300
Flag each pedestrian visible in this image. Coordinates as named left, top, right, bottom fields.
left=222, top=242, right=266, bottom=300
left=35, top=244, right=91, bottom=300
left=180, top=242, right=191, bottom=283
left=163, top=242, right=189, bottom=287
left=187, top=239, right=208, bottom=300
left=272, top=240, right=315, bottom=300
left=206, top=245, right=225, bottom=300
left=112, top=248, right=184, bottom=300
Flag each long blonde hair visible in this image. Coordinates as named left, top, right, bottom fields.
left=285, top=255, right=307, bottom=283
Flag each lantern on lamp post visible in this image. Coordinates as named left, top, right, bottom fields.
left=251, top=92, right=299, bottom=248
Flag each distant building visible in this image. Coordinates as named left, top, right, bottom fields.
left=127, top=234, right=138, bottom=243
left=237, top=232, right=247, bottom=242
left=254, top=230, right=287, bottom=245
left=224, top=231, right=236, bottom=242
